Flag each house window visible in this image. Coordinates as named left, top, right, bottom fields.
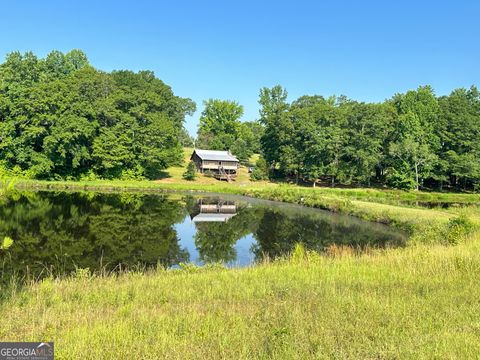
left=219, top=161, right=222, bottom=165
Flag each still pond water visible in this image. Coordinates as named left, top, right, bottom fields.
left=0, top=191, right=406, bottom=280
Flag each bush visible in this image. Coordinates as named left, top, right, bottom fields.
left=120, top=166, right=145, bottom=181
left=79, top=170, right=100, bottom=182
left=250, top=157, right=269, bottom=181
left=444, top=215, right=474, bottom=245
left=183, top=161, right=197, bottom=181
left=386, top=170, right=417, bottom=190
left=250, top=168, right=267, bottom=181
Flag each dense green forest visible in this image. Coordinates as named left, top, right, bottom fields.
left=197, top=86, right=480, bottom=191
left=257, top=85, right=480, bottom=190
left=0, top=50, right=195, bottom=180
left=1, top=50, right=479, bottom=190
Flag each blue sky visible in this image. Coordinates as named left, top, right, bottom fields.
left=1, top=0, right=479, bottom=136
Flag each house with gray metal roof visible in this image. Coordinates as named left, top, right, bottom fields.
left=190, top=149, right=239, bottom=181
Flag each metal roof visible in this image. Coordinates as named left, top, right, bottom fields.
left=192, top=213, right=237, bottom=222
left=193, top=149, right=239, bottom=162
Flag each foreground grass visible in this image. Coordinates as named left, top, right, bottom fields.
left=1, top=236, right=480, bottom=359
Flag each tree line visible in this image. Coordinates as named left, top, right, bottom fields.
left=1, top=50, right=478, bottom=191
left=196, top=99, right=263, bottom=162
left=0, top=50, right=195, bottom=180
left=197, top=86, right=480, bottom=191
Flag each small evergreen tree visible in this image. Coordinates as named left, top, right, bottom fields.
left=183, top=161, right=197, bottom=181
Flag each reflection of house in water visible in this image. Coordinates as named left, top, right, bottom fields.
left=192, top=199, right=237, bottom=223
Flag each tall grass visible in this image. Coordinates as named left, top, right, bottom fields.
left=1, top=236, right=479, bottom=359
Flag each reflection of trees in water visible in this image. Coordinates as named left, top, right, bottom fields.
left=187, top=196, right=405, bottom=264
left=252, top=207, right=405, bottom=261
left=193, top=206, right=259, bottom=263
left=0, top=192, right=406, bottom=281
left=0, top=192, right=189, bottom=281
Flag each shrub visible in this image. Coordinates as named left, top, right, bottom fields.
left=250, top=157, right=269, bottom=181
left=444, top=215, right=475, bottom=245
left=183, top=161, right=197, bottom=181
left=79, top=170, right=100, bottom=182
left=120, top=167, right=145, bottom=181
left=250, top=168, right=266, bottom=181
left=386, top=170, right=416, bottom=190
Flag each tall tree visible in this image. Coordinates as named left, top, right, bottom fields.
left=196, top=99, right=243, bottom=150
left=387, top=86, right=440, bottom=190
left=437, top=86, right=480, bottom=190
left=258, top=86, right=289, bottom=175
left=344, top=102, right=393, bottom=186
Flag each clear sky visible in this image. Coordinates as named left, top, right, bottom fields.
left=1, top=0, right=479, bottom=136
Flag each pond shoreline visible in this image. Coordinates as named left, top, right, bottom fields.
left=11, top=178, right=477, bottom=244
left=0, top=190, right=407, bottom=281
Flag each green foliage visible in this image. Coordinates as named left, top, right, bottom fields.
left=178, top=127, right=194, bottom=147
left=197, top=99, right=243, bottom=150
left=258, top=85, right=480, bottom=190
left=182, top=161, right=197, bottom=181
left=1, top=236, right=13, bottom=250
left=0, top=50, right=195, bottom=180
left=386, top=169, right=418, bottom=190
left=2, top=49, right=479, bottom=191
left=250, top=157, right=269, bottom=181
left=258, top=85, right=290, bottom=171
left=239, top=121, right=263, bottom=153
left=250, top=168, right=266, bottom=181
left=444, top=215, right=474, bottom=245
left=230, top=138, right=249, bottom=163
left=196, top=100, right=262, bottom=163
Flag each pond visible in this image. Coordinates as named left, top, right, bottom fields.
left=0, top=191, right=406, bottom=281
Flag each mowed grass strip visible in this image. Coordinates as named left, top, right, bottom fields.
left=1, top=236, right=479, bottom=359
